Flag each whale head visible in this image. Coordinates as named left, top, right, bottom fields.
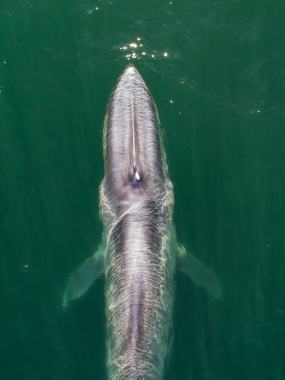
left=103, top=65, right=167, bottom=203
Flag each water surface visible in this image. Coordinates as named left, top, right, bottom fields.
left=1, top=1, right=285, bottom=379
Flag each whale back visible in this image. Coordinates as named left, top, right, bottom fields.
left=100, top=66, right=175, bottom=380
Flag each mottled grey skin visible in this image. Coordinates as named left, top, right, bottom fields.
left=100, top=65, right=175, bottom=380
left=63, top=65, right=220, bottom=380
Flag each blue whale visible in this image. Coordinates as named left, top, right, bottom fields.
left=63, top=65, right=220, bottom=380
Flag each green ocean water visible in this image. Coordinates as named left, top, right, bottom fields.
left=1, top=0, right=285, bottom=379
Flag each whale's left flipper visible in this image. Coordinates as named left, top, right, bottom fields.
left=177, top=244, right=221, bottom=298
left=62, top=233, right=106, bottom=308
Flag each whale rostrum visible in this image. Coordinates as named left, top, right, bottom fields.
left=63, top=65, right=221, bottom=380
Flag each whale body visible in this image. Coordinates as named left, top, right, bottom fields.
left=63, top=65, right=220, bottom=380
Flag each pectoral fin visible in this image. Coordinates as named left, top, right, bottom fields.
left=63, top=236, right=106, bottom=307
left=177, top=244, right=221, bottom=298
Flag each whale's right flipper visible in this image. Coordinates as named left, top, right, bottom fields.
left=62, top=233, right=106, bottom=308
left=177, top=244, right=221, bottom=298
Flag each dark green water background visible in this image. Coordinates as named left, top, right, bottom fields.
left=1, top=1, right=285, bottom=379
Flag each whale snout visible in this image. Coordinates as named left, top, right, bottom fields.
left=103, top=65, right=164, bottom=198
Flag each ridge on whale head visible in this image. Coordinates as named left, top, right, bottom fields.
left=103, top=64, right=167, bottom=204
